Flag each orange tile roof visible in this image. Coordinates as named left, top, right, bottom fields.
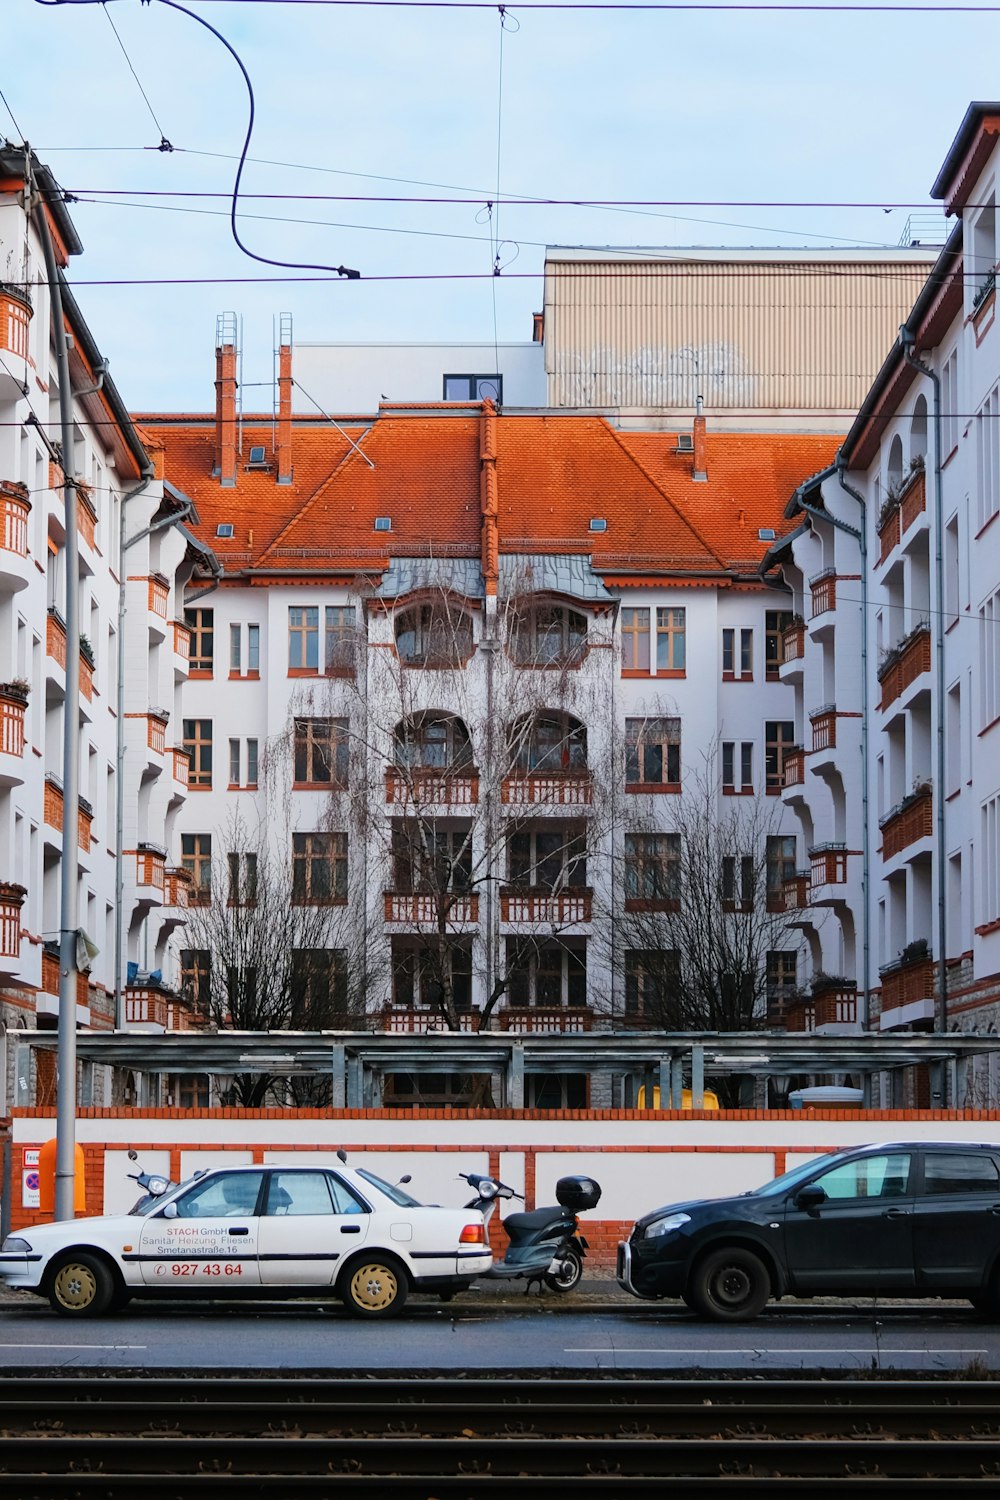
left=136, top=407, right=838, bottom=581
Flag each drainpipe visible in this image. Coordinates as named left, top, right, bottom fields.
left=901, top=327, right=949, bottom=1072
left=33, top=189, right=81, bottom=1222
left=792, top=486, right=868, bottom=1035
left=114, top=486, right=191, bottom=1030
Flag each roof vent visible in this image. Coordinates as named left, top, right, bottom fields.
left=589, top=517, right=607, bottom=532
left=675, top=433, right=694, bottom=453
left=758, top=527, right=776, bottom=542
left=373, top=516, right=392, bottom=532
left=216, top=523, right=235, bottom=539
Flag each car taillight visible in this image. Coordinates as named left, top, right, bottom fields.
left=459, top=1223, right=486, bottom=1244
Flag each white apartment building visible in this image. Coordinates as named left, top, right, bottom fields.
left=0, top=146, right=212, bottom=1111
left=764, top=103, right=1000, bottom=1106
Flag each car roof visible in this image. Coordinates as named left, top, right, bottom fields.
left=837, top=1141, right=1000, bottom=1155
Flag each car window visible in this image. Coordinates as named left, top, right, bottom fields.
left=811, top=1153, right=911, bottom=1200
left=264, top=1172, right=336, bottom=1216
left=356, top=1167, right=421, bottom=1207
left=172, top=1171, right=264, bottom=1219
left=328, top=1173, right=369, bottom=1215
left=923, top=1153, right=1000, bottom=1195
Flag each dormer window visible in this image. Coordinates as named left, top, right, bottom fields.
left=589, top=518, right=607, bottom=533
left=216, top=523, right=234, bottom=539
left=510, top=601, right=588, bottom=668
left=374, top=516, right=392, bottom=533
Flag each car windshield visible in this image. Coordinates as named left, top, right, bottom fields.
left=751, top=1157, right=837, bottom=1198
left=356, top=1168, right=422, bottom=1207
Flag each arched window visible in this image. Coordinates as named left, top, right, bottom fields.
left=910, top=396, right=928, bottom=464
left=509, top=600, right=588, bottom=667
left=510, top=712, right=587, bottom=773
left=886, top=435, right=904, bottom=498
left=394, top=713, right=473, bottom=772
left=395, top=602, right=473, bottom=668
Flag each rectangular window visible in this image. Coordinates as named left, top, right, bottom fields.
left=180, top=948, right=211, bottom=1010
left=624, top=832, right=680, bottom=907
left=722, top=741, right=754, bottom=793
left=506, top=938, right=586, bottom=1008
left=229, top=623, right=241, bottom=674
left=443, top=374, right=502, bottom=402
left=290, top=949, right=348, bottom=1025
left=765, top=720, right=795, bottom=793
left=325, top=605, right=357, bottom=674
left=391, top=938, right=473, bottom=1010
left=626, top=717, right=681, bottom=790
left=246, top=738, right=258, bottom=788
left=722, top=626, right=753, bottom=679
left=288, top=606, right=319, bottom=672
left=185, top=608, right=214, bottom=672
left=942, top=349, right=959, bottom=458
left=656, top=607, right=686, bottom=672
left=621, top=607, right=650, bottom=672
left=766, top=950, right=798, bottom=1009
left=625, top=949, right=679, bottom=1019
left=393, top=821, right=473, bottom=893
left=722, top=854, right=755, bottom=911
left=228, top=738, right=240, bottom=786
left=180, top=833, right=212, bottom=904
left=227, top=851, right=258, bottom=907
left=982, top=793, right=1000, bottom=929
left=292, top=831, right=348, bottom=904
left=766, top=835, right=796, bottom=906
left=183, top=719, right=213, bottom=788
left=247, top=623, right=260, bottom=673
left=765, top=611, right=792, bottom=677
left=981, top=588, right=1000, bottom=730
left=293, top=717, right=349, bottom=787
left=508, top=822, right=587, bottom=889
left=976, top=379, right=1000, bottom=534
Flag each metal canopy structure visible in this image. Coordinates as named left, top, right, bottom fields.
left=13, top=1028, right=1000, bottom=1111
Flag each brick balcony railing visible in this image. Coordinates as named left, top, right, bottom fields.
left=809, top=706, right=837, bottom=752
left=40, top=950, right=90, bottom=1005
left=809, top=570, right=836, bottom=617
left=164, top=867, right=194, bottom=908
left=809, top=844, right=848, bottom=887
left=813, top=986, right=858, bottom=1026
left=0, top=286, right=32, bottom=360
left=878, top=624, right=931, bottom=710
left=501, top=772, right=593, bottom=806
left=877, top=502, right=901, bottom=564
left=170, top=746, right=191, bottom=784
left=79, top=652, right=94, bottom=702
left=76, top=487, right=97, bottom=550
left=172, top=620, right=191, bottom=660
left=880, top=954, right=935, bottom=1013
left=133, top=845, right=167, bottom=890
left=0, top=880, right=25, bottom=959
left=125, top=986, right=169, bottom=1028
left=383, top=891, right=479, bottom=924
left=500, top=888, right=593, bottom=923
left=779, top=997, right=816, bottom=1032
left=385, top=767, right=479, bottom=806
left=147, top=711, right=168, bottom=755
left=1, top=480, right=30, bottom=556
left=0, top=691, right=26, bottom=757
left=900, top=467, right=926, bottom=533
left=46, top=610, right=67, bottom=670
left=148, top=574, right=169, bottom=618
left=382, top=1007, right=479, bottom=1034
left=783, top=871, right=811, bottom=911
left=42, top=778, right=91, bottom=851
left=881, top=787, right=933, bottom=859
left=782, top=746, right=805, bottom=788
left=78, top=800, right=93, bottom=853
left=780, top=620, right=805, bottom=664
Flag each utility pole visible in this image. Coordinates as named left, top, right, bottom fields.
left=33, top=167, right=81, bottom=1221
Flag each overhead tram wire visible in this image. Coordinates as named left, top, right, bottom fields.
left=99, top=1, right=175, bottom=152
left=39, top=0, right=1000, bottom=11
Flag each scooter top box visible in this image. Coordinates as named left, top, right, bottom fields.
left=555, top=1176, right=602, bottom=1212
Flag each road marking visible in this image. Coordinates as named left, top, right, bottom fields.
left=3, top=1344, right=149, bottom=1351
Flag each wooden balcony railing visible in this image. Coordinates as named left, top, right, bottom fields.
left=809, top=845, right=848, bottom=887
left=0, top=480, right=30, bottom=555
left=881, top=787, right=933, bottom=859
left=500, top=888, right=593, bottom=923
left=164, top=867, right=194, bottom=908
left=783, top=871, right=811, bottom=911
left=383, top=891, right=479, bottom=924
left=76, top=487, right=97, bottom=549
left=0, top=880, right=25, bottom=959
left=385, top=767, right=480, bottom=806
left=0, top=287, right=32, bottom=360
left=880, top=954, right=935, bottom=1011
left=502, top=772, right=593, bottom=806
left=900, top=467, right=926, bottom=534
left=148, top=574, right=170, bottom=618
left=382, top=1007, right=479, bottom=1034
left=809, top=706, right=837, bottom=752
left=147, top=712, right=168, bottom=755
left=133, top=846, right=167, bottom=890
left=171, top=746, right=191, bottom=783
left=809, top=571, right=836, bottom=617
left=46, top=611, right=67, bottom=670
left=172, top=620, right=191, bottom=660
left=499, top=1006, right=594, bottom=1033
left=125, top=986, right=169, bottom=1028
left=782, top=746, right=805, bottom=788
left=0, top=692, right=26, bottom=757
left=780, top=620, right=805, bottom=664
left=879, top=624, right=931, bottom=710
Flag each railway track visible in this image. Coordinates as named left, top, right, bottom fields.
left=2, top=1374, right=1000, bottom=1494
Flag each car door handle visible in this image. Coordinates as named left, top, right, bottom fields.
left=228, top=1227, right=250, bottom=1236
left=340, top=1225, right=362, bottom=1234
left=882, top=1208, right=911, bottom=1218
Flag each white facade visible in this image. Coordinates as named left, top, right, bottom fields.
left=291, top=340, right=545, bottom=414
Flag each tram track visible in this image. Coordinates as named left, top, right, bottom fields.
left=1, top=1374, right=999, bottom=1494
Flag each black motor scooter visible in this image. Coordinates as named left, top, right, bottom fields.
left=459, top=1171, right=601, bottom=1293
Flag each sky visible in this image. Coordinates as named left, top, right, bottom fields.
left=3, top=0, right=1000, bottom=411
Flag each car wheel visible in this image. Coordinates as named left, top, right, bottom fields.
left=689, top=1246, right=770, bottom=1323
left=544, top=1246, right=583, bottom=1293
left=48, top=1253, right=116, bottom=1318
left=341, top=1256, right=409, bottom=1317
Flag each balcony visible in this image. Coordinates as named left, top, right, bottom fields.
left=0, top=480, right=31, bottom=592
left=383, top=891, right=479, bottom=926
left=811, top=979, right=858, bottom=1030
left=124, top=984, right=169, bottom=1031
left=0, top=687, right=26, bottom=784
left=170, top=746, right=191, bottom=785
left=781, top=745, right=805, bottom=792
left=148, top=573, right=170, bottom=619
left=809, top=705, right=837, bottom=753
left=382, top=1007, right=479, bottom=1034
left=76, top=486, right=97, bottom=551
left=172, top=619, right=191, bottom=665
left=0, top=285, right=32, bottom=373
left=502, top=772, right=593, bottom=807
left=38, top=950, right=90, bottom=1011
left=46, top=609, right=67, bottom=672
left=880, top=786, right=933, bottom=861
left=899, top=467, right=926, bottom=536
left=498, top=1005, right=594, bottom=1034
left=79, top=648, right=94, bottom=703
left=133, top=843, right=167, bottom=895
left=783, top=871, right=811, bottom=911
left=777, top=996, right=816, bottom=1032
left=780, top=619, right=805, bottom=665
left=42, top=777, right=92, bottom=852
left=809, top=569, right=836, bottom=618
left=0, top=880, right=25, bottom=961
left=146, top=710, right=168, bottom=756
left=164, top=867, right=194, bottom=908
left=879, top=951, right=936, bottom=1029
left=809, top=843, right=848, bottom=889
left=385, top=767, right=479, bottom=807
left=878, top=623, right=931, bottom=711
left=500, top=888, right=593, bottom=924
left=877, top=501, right=900, bottom=565
left=78, top=797, right=93, bottom=854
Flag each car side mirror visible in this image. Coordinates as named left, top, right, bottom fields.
left=794, top=1184, right=827, bottom=1214
left=161, top=1201, right=178, bottom=1220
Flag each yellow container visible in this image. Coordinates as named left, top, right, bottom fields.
left=635, top=1086, right=720, bottom=1110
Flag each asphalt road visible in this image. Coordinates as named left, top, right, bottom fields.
left=0, top=1285, right=995, bottom=1374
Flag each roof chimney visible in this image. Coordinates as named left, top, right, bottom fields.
left=692, top=395, right=707, bottom=482
left=276, top=313, right=293, bottom=485
left=214, top=312, right=238, bottom=488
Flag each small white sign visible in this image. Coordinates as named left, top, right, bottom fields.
left=23, top=1148, right=39, bottom=1169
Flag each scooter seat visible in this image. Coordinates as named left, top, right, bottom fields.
left=504, top=1207, right=571, bottom=1236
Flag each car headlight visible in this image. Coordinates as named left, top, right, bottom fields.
left=1, top=1236, right=31, bottom=1252
left=644, top=1213, right=691, bottom=1239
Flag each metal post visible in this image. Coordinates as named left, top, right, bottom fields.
left=690, top=1044, right=705, bottom=1108
left=330, top=1044, right=346, bottom=1109
left=347, top=1053, right=362, bottom=1109
left=658, top=1055, right=671, bottom=1111
left=35, top=183, right=80, bottom=1222
left=509, top=1042, right=524, bottom=1110
left=670, top=1056, right=684, bottom=1110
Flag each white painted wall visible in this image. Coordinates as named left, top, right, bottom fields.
left=291, top=343, right=545, bottom=414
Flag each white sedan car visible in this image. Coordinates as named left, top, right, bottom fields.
left=0, top=1162, right=491, bottom=1318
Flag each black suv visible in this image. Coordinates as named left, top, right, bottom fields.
left=617, top=1141, right=1000, bottom=1322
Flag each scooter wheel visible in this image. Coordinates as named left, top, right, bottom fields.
left=544, top=1246, right=583, bottom=1293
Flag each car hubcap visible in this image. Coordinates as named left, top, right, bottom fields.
left=714, top=1265, right=751, bottom=1306
left=54, top=1263, right=96, bottom=1309
left=351, top=1264, right=397, bottom=1310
